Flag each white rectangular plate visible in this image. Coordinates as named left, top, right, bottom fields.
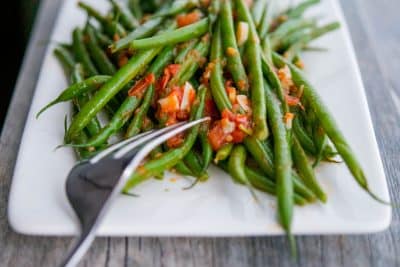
left=8, top=0, right=391, bottom=236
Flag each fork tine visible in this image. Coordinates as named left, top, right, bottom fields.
left=90, top=122, right=186, bottom=163
left=118, top=117, right=210, bottom=184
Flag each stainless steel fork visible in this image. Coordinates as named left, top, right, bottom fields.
left=61, top=118, right=209, bottom=267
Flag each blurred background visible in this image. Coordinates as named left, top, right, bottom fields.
left=0, top=1, right=40, bottom=131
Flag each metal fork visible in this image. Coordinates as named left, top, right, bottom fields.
left=61, top=118, right=209, bottom=267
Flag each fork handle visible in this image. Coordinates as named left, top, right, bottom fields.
left=60, top=228, right=96, bottom=267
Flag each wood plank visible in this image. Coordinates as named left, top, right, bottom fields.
left=0, top=0, right=399, bottom=266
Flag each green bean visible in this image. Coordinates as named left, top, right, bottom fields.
left=261, top=36, right=273, bottom=64
left=54, top=46, right=75, bottom=73
left=175, top=40, right=197, bottom=64
left=210, top=20, right=232, bottom=112
left=184, top=150, right=209, bottom=181
left=214, top=143, right=234, bottom=164
left=53, top=47, right=102, bottom=141
left=270, top=18, right=316, bottom=50
left=264, top=80, right=295, bottom=255
left=85, top=26, right=117, bottom=75
left=73, top=28, right=98, bottom=77
left=71, top=64, right=102, bottom=137
left=258, top=0, right=275, bottom=40
left=111, top=0, right=139, bottom=31
left=312, top=120, right=329, bottom=167
left=153, top=0, right=198, bottom=17
left=78, top=1, right=126, bottom=37
left=292, top=136, right=327, bottom=202
left=110, top=17, right=164, bottom=52
left=244, top=135, right=316, bottom=201
left=218, top=161, right=307, bottom=205
left=169, top=37, right=210, bottom=87
left=252, top=0, right=268, bottom=28
left=235, top=0, right=268, bottom=140
left=207, top=0, right=221, bottom=25
left=128, top=0, right=143, bottom=20
left=147, top=45, right=176, bottom=75
left=293, top=115, right=317, bottom=155
left=286, top=0, right=320, bottom=19
left=283, top=22, right=340, bottom=60
left=91, top=25, right=113, bottom=48
left=199, top=127, right=213, bottom=172
left=228, top=145, right=250, bottom=184
left=122, top=85, right=207, bottom=192
left=220, top=0, right=248, bottom=92
left=66, top=47, right=162, bottom=140
left=36, top=75, right=111, bottom=117
left=125, top=85, right=154, bottom=138
left=71, top=96, right=141, bottom=147
left=244, top=136, right=274, bottom=177
left=272, top=52, right=389, bottom=204
left=244, top=166, right=308, bottom=206
left=129, top=18, right=209, bottom=50
left=175, top=161, right=195, bottom=176
left=261, top=56, right=288, bottom=112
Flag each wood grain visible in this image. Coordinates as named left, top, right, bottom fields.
left=0, top=0, right=399, bottom=266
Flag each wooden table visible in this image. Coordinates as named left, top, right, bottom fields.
left=1, top=1, right=399, bottom=266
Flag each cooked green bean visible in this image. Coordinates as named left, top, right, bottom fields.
left=214, top=143, right=234, bottom=164
left=66, top=47, right=162, bottom=140
left=110, top=17, right=165, bottom=52
left=235, top=0, right=269, bottom=140
left=184, top=150, right=209, bottom=181
left=270, top=18, right=316, bottom=50
left=244, top=166, right=308, bottom=206
left=129, top=18, right=209, bottom=50
left=264, top=80, right=296, bottom=255
left=228, top=145, right=250, bottom=184
left=54, top=46, right=75, bottom=73
left=209, top=20, right=232, bottom=112
left=73, top=28, right=98, bottom=77
left=36, top=75, right=111, bottom=117
left=283, top=22, right=340, bottom=60
left=199, top=126, right=213, bottom=172
left=220, top=0, right=248, bottom=92
left=175, top=161, right=195, bottom=176
left=85, top=26, right=117, bottom=75
left=273, top=52, right=389, bottom=204
left=252, top=0, right=268, bottom=28
left=71, top=95, right=141, bottom=147
left=125, top=85, right=154, bottom=138
left=286, top=0, right=320, bottom=19
left=111, top=0, right=139, bottom=31
left=258, top=0, right=275, bottom=40
left=71, top=64, right=102, bottom=137
left=169, top=37, right=210, bottom=87
left=78, top=1, right=126, bottom=37
left=128, top=0, right=143, bottom=19
left=292, top=136, right=327, bottom=202
left=175, top=40, right=197, bottom=64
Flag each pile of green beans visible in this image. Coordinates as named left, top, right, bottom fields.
left=38, top=0, right=388, bottom=254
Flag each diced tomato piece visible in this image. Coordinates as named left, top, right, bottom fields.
left=231, top=128, right=247, bottom=143
left=226, top=86, right=237, bottom=104
left=208, top=122, right=229, bottom=151
left=167, top=132, right=185, bottom=148
left=158, top=93, right=180, bottom=113
left=128, top=73, right=155, bottom=97
left=285, top=94, right=300, bottom=106
left=177, top=11, right=201, bottom=28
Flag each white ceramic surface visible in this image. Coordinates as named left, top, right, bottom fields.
left=8, top=0, right=391, bottom=236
